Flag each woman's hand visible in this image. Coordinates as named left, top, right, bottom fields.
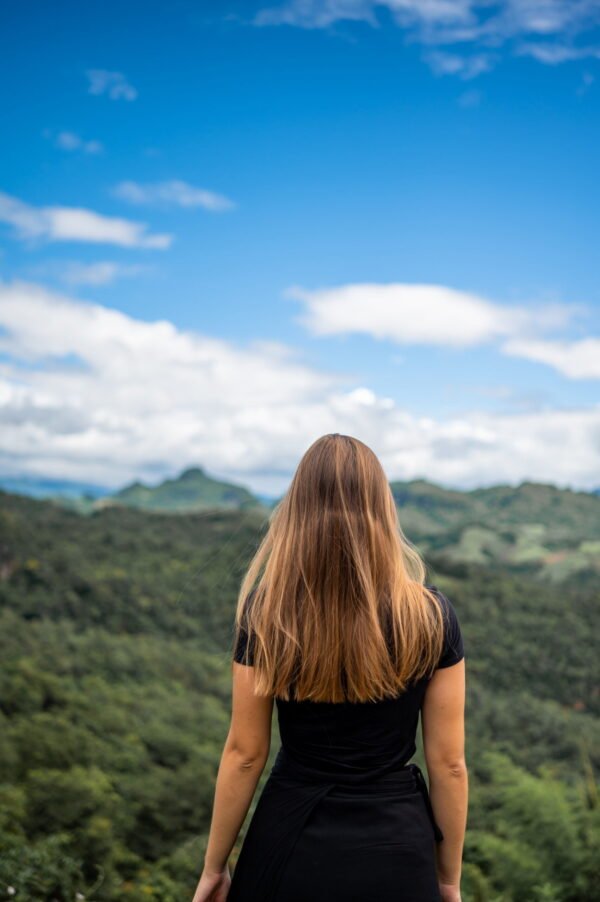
left=191, top=865, right=231, bottom=902
left=439, top=881, right=461, bottom=902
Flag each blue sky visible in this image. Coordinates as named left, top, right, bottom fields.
left=1, top=0, right=599, bottom=494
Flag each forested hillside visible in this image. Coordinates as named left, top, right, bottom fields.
left=46, top=466, right=600, bottom=585
left=389, top=479, right=600, bottom=585
left=0, top=487, right=598, bottom=901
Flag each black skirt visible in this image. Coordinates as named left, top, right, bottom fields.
left=228, top=747, right=444, bottom=902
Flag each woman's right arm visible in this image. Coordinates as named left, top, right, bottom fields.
left=421, top=658, right=468, bottom=902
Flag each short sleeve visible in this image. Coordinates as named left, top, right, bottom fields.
left=431, top=586, right=465, bottom=669
left=232, top=589, right=257, bottom=666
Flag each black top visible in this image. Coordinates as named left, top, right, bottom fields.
left=232, top=584, right=464, bottom=777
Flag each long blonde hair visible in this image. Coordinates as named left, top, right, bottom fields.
left=233, top=433, right=446, bottom=702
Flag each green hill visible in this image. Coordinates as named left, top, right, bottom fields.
left=0, top=486, right=597, bottom=900
left=391, top=479, right=600, bottom=584
left=109, top=465, right=265, bottom=513
left=1, top=465, right=269, bottom=516
left=12, top=465, right=598, bottom=584
left=391, top=478, right=600, bottom=537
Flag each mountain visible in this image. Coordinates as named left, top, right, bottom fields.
left=390, top=478, right=599, bottom=535
left=390, top=478, right=600, bottom=584
left=109, top=465, right=265, bottom=513
left=2, top=468, right=598, bottom=580
left=0, top=465, right=269, bottom=515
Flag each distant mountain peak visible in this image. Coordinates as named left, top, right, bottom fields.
left=179, top=466, right=207, bottom=480
left=109, top=464, right=264, bottom=513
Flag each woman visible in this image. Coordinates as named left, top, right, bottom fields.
left=193, top=433, right=468, bottom=902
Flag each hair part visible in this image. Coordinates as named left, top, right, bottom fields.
left=233, top=433, right=445, bottom=703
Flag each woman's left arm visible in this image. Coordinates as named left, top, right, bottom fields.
left=192, top=661, right=274, bottom=900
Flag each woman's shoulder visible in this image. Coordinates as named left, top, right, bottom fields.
left=425, top=582, right=453, bottom=613
left=232, top=587, right=259, bottom=666
left=424, top=583, right=465, bottom=669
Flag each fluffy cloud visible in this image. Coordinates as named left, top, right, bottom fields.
left=86, top=69, right=137, bottom=101
left=423, top=49, right=497, bottom=79
left=0, top=192, right=172, bottom=249
left=44, top=130, right=103, bottom=154
left=255, top=0, right=600, bottom=37
left=502, top=337, right=600, bottom=379
left=113, top=180, right=236, bottom=211
left=254, top=1, right=600, bottom=76
left=517, top=42, right=600, bottom=63
left=0, top=279, right=598, bottom=493
left=287, top=282, right=576, bottom=352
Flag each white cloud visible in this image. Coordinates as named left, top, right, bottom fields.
left=255, top=0, right=476, bottom=30
left=60, top=261, right=148, bottom=286
left=43, top=129, right=104, bottom=154
left=0, top=279, right=598, bottom=493
left=254, top=1, right=600, bottom=77
left=255, top=0, right=378, bottom=28
left=423, top=49, right=496, bottom=78
left=256, top=0, right=600, bottom=36
left=0, top=191, right=172, bottom=249
left=86, top=69, right=137, bottom=101
left=517, top=42, right=600, bottom=63
left=501, top=337, right=600, bottom=379
left=287, top=282, right=575, bottom=350
left=113, top=180, right=236, bottom=212
left=56, top=131, right=103, bottom=154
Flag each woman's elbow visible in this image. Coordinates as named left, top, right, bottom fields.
left=224, top=737, right=270, bottom=769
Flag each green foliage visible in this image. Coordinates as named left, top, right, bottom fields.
left=390, top=478, right=600, bottom=583
left=0, top=487, right=598, bottom=900
left=0, top=833, right=86, bottom=900
left=462, top=750, right=599, bottom=901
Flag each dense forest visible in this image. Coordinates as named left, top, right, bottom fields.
left=0, top=479, right=598, bottom=901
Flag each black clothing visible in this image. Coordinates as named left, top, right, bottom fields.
left=228, top=584, right=465, bottom=901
